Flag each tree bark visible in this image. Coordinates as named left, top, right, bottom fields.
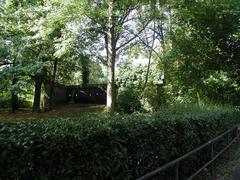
left=48, top=60, right=58, bottom=111
left=106, top=0, right=116, bottom=113
left=81, top=58, right=90, bottom=86
left=32, top=75, right=43, bottom=113
left=11, top=77, right=18, bottom=113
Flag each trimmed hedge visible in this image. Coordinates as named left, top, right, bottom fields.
left=0, top=105, right=239, bottom=179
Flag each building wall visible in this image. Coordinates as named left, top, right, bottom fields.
left=52, top=84, right=107, bottom=105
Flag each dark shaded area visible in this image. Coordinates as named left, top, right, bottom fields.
left=45, top=82, right=107, bottom=106
left=32, top=75, right=43, bottom=113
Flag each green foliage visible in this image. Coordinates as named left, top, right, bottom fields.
left=117, top=61, right=164, bottom=112
left=117, top=63, right=144, bottom=90
left=0, top=75, right=34, bottom=108
left=141, top=82, right=165, bottom=111
left=117, top=87, right=141, bottom=113
left=116, top=63, right=144, bottom=113
left=0, top=97, right=10, bottom=108
left=0, top=98, right=32, bottom=108
left=1, top=0, right=240, bottom=111
left=0, top=105, right=239, bottom=179
left=162, top=0, right=240, bottom=105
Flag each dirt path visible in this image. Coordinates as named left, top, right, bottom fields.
left=0, top=104, right=105, bottom=121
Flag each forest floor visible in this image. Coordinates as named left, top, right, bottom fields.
left=0, top=104, right=105, bottom=121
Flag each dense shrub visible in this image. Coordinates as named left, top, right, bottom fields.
left=117, top=87, right=141, bottom=113
left=0, top=98, right=32, bottom=108
left=141, top=82, right=166, bottom=111
left=0, top=105, right=239, bottom=179
left=0, top=98, right=10, bottom=108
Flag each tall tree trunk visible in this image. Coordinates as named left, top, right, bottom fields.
left=81, top=59, right=90, bottom=86
left=106, top=0, right=116, bottom=113
left=142, top=49, right=153, bottom=91
left=11, top=77, right=18, bottom=113
left=48, top=60, right=58, bottom=111
left=32, top=75, right=43, bottom=113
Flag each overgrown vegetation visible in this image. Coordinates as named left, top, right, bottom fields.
left=0, top=0, right=240, bottom=178
left=0, top=105, right=239, bottom=179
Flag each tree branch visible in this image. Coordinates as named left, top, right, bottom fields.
left=0, top=62, right=13, bottom=67
left=116, top=19, right=152, bottom=51
left=118, top=5, right=139, bottom=25
left=124, top=27, right=162, bottom=59
left=85, top=14, right=107, bottom=34
left=149, top=26, right=164, bottom=43
left=143, top=21, right=156, bottom=91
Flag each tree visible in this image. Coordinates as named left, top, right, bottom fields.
left=163, top=0, right=240, bottom=104
left=78, top=0, right=154, bottom=112
left=0, top=0, right=30, bottom=113
left=0, top=0, right=78, bottom=112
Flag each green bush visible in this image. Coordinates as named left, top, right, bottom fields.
left=18, top=98, right=32, bottom=108
left=117, top=87, right=141, bottom=113
left=0, top=98, right=32, bottom=108
left=0, top=98, right=10, bottom=108
left=141, top=82, right=166, bottom=111
left=0, top=105, right=239, bottom=179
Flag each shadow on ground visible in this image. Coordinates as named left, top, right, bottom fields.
left=0, top=104, right=105, bottom=121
